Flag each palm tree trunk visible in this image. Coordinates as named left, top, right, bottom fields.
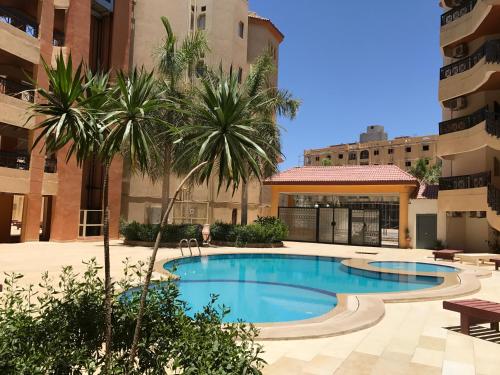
left=161, top=145, right=172, bottom=216
left=127, top=161, right=208, bottom=372
left=240, top=182, right=248, bottom=225
left=102, top=160, right=113, bottom=373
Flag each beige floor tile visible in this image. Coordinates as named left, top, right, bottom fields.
left=418, top=335, right=447, bottom=351
left=333, top=352, right=378, bottom=375
left=411, top=347, right=444, bottom=368
left=262, top=357, right=308, bottom=375
left=442, top=360, right=474, bottom=375
left=301, top=355, right=343, bottom=375
left=407, top=363, right=442, bottom=375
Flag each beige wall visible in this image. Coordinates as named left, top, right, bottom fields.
left=408, top=198, right=443, bottom=249
left=125, top=1, right=283, bottom=225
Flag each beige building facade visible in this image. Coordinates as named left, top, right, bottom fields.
left=437, top=0, right=500, bottom=252
left=304, top=126, right=438, bottom=171
left=121, top=0, right=283, bottom=225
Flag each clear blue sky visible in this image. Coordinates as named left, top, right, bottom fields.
left=249, top=0, right=443, bottom=170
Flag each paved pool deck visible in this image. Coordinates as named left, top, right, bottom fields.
left=0, top=240, right=499, bottom=374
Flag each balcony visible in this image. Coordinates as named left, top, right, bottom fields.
left=439, top=39, right=500, bottom=101
left=52, top=31, right=65, bottom=47
left=441, top=0, right=477, bottom=27
left=0, top=6, right=40, bottom=64
left=0, top=77, right=35, bottom=128
left=0, top=150, right=30, bottom=170
left=439, top=171, right=491, bottom=190
left=0, top=77, right=34, bottom=102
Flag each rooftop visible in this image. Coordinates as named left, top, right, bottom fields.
left=264, top=165, right=418, bottom=185
left=248, top=11, right=285, bottom=41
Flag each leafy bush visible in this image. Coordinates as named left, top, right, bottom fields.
left=121, top=221, right=202, bottom=243
left=211, top=217, right=288, bottom=246
left=0, top=260, right=265, bottom=374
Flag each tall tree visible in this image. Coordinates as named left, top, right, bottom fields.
left=153, top=16, right=209, bottom=215
left=31, top=55, right=164, bottom=373
left=239, top=53, right=300, bottom=224
left=128, top=73, right=278, bottom=370
left=408, top=158, right=441, bottom=184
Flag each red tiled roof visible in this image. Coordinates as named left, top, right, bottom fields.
left=264, top=165, right=418, bottom=185
left=248, top=11, right=284, bottom=40
left=416, top=184, right=439, bottom=199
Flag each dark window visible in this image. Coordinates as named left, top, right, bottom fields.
left=405, top=161, right=411, bottom=167
left=495, top=157, right=500, bottom=177
left=238, top=21, right=245, bottom=38
left=197, top=14, right=206, bottom=30
left=374, top=149, right=379, bottom=156
left=231, top=209, right=238, bottom=225
left=405, top=147, right=412, bottom=153
left=237, top=67, right=243, bottom=83
left=360, top=150, right=369, bottom=160
left=425, top=159, right=430, bottom=165
left=348, top=152, right=357, bottom=161
left=327, top=155, right=331, bottom=159
left=388, top=148, right=394, bottom=154
left=195, top=60, right=206, bottom=78
left=423, top=145, right=430, bottom=151
left=201, top=5, right=207, bottom=11
left=338, top=154, right=344, bottom=159
left=315, top=156, right=320, bottom=162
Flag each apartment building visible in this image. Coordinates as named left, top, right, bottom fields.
left=304, top=126, right=438, bottom=171
left=0, top=0, right=132, bottom=243
left=437, top=0, right=500, bottom=252
left=121, top=0, right=283, bottom=226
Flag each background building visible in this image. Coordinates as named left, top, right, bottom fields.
left=121, top=0, right=283, bottom=225
left=304, top=126, right=438, bottom=170
left=437, top=0, right=500, bottom=252
left=0, top=0, right=132, bottom=243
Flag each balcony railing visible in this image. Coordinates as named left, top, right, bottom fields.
left=439, top=102, right=500, bottom=136
left=488, top=184, right=500, bottom=213
left=440, top=39, right=500, bottom=80
left=0, top=151, right=30, bottom=170
left=0, top=6, right=38, bottom=38
left=439, top=171, right=491, bottom=190
left=0, top=77, right=34, bottom=102
left=441, top=0, right=477, bottom=27
left=44, top=158, right=57, bottom=173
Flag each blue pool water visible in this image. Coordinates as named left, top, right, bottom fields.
left=369, top=261, right=457, bottom=273
left=163, top=254, right=444, bottom=323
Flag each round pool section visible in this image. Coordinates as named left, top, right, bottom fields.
left=164, top=254, right=444, bottom=323
left=369, top=261, right=458, bottom=273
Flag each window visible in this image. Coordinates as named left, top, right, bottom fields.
left=423, top=144, right=430, bottom=151
left=348, top=152, right=357, bottom=161
left=238, top=21, right=245, bottom=38
left=197, top=14, right=206, bottom=30
left=338, top=154, right=344, bottom=159
left=315, top=156, right=320, bottom=162
left=327, top=155, right=331, bottom=159
left=405, top=161, right=411, bottom=167
left=237, top=67, right=243, bottom=83
left=360, top=150, right=369, bottom=160
left=231, top=209, right=238, bottom=225
left=195, top=60, right=206, bottom=78
left=405, top=147, right=412, bottom=153
left=201, top=5, right=207, bottom=11
left=373, top=149, right=379, bottom=156
left=388, top=148, right=394, bottom=154
left=425, top=159, right=430, bottom=165
left=495, top=157, right=500, bottom=177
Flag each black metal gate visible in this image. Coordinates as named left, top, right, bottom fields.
left=279, top=207, right=381, bottom=247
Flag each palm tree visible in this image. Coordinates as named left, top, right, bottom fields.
left=238, top=53, right=300, bottom=225
left=153, top=16, right=209, bottom=215
left=408, top=158, right=441, bottom=184
left=31, top=54, right=165, bottom=373
left=128, top=73, right=278, bottom=369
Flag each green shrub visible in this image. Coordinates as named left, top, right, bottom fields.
left=211, top=217, right=288, bottom=246
left=121, top=221, right=202, bottom=243
left=0, top=260, right=265, bottom=374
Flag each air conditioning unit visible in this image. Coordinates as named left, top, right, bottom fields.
left=444, top=96, right=468, bottom=110
left=452, top=44, right=468, bottom=58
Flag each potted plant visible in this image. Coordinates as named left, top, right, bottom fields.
left=405, top=228, right=412, bottom=249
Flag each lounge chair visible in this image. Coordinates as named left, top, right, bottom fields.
left=432, top=249, right=463, bottom=261
left=443, top=299, right=500, bottom=335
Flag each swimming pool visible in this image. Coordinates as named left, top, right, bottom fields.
left=163, top=254, right=444, bottom=323
left=369, top=261, right=458, bottom=273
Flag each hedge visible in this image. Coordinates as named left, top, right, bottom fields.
left=121, top=222, right=203, bottom=243
left=210, top=217, right=288, bottom=246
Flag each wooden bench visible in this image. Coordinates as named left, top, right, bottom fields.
left=491, top=259, right=500, bottom=271
left=432, top=249, right=463, bottom=262
left=443, top=299, right=500, bottom=335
